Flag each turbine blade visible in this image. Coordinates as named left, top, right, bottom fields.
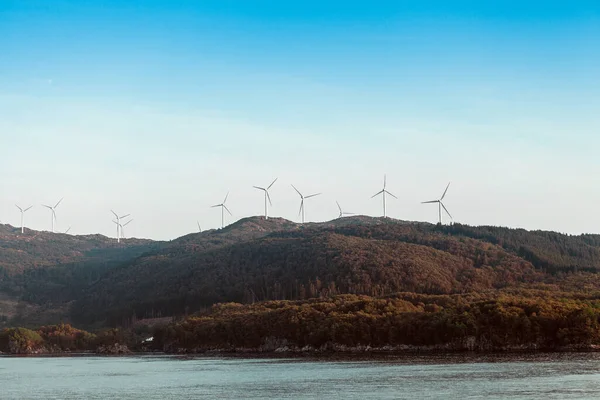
left=384, top=174, right=387, bottom=189
left=211, top=204, right=221, bottom=208
left=266, top=191, right=272, bottom=206
left=15, top=205, right=22, bottom=212
left=223, top=205, right=232, bottom=216
left=54, top=197, right=63, bottom=208
left=343, top=212, right=355, bottom=215
left=119, top=214, right=130, bottom=219
left=421, top=200, right=439, bottom=204
left=111, top=210, right=118, bottom=219
left=224, top=192, right=229, bottom=204
left=42, top=204, right=52, bottom=209
left=24, top=206, right=33, bottom=212
left=267, top=178, right=278, bottom=190
left=305, top=193, right=321, bottom=199
left=441, top=202, right=453, bottom=219
left=440, top=182, right=451, bottom=200
left=123, top=219, right=133, bottom=226
left=253, top=186, right=265, bottom=191
left=298, top=200, right=303, bottom=217
left=371, top=190, right=384, bottom=198
left=386, top=190, right=398, bottom=199
left=336, top=201, right=342, bottom=213
left=291, top=184, right=302, bottom=198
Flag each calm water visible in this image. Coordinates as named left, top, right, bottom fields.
left=2, top=353, right=600, bottom=399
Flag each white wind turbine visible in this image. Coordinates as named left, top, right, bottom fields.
left=212, top=192, right=232, bottom=229
left=42, top=198, right=63, bottom=233
left=15, top=204, right=33, bottom=234
left=291, top=185, right=321, bottom=224
left=336, top=201, right=354, bottom=219
left=422, top=182, right=453, bottom=224
left=253, top=178, right=277, bottom=219
left=120, top=219, right=133, bottom=239
left=111, top=210, right=130, bottom=243
left=371, top=175, right=397, bottom=218
left=112, top=219, right=132, bottom=240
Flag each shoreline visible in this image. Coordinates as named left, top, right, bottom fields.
left=4, top=347, right=600, bottom=359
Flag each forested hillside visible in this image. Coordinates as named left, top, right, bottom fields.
left=0, top=224, right=156, bottom=275
left=70, top=217, right=600, bottom=327
left=155, top=291, right=600, bottom=352
left=5, top=217, right=600, bottom=330
left=0, top=224, right=161, bottom=326
left=438, top=224, right=600, bottom=273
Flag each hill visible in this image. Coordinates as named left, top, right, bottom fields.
left=0, top=224, right=161, bottom=326
left=5, top=216, right=600, bottom=329
left=71, top=216, right=598, bottom=327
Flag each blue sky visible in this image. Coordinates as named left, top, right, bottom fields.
left=1, top=1, right=599, bottom=239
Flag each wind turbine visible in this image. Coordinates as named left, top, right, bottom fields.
left=64, top=227, right=71, bottom=234
left=120, top=220, right=133, bottom=239
left=422, top=182, right=452, bottom=224
left=111, top=219, right=132, bottom=240
left=336, top=201, right=354, bottom=219
left=15, top=204, right=33, bottom=234
left=371, top=175, right=397, bottom=218
left=42, top=198, right=63, bottom=233
left=211, top=192, right=232, bottom=229
left=291, top=185, right=321, bottom=224
left=111, top=210, right=130, bottom=243
left=253, top=178, right=277, bottom=219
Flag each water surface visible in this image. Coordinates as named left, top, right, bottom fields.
left=2, top=353, right=600, bottom=399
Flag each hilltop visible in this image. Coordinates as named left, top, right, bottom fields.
left=0, top=223, right=155, bottom=274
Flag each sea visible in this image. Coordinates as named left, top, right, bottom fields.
left=1, top=353, right=600, bottom=399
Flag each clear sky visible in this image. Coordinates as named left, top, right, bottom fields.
left=1, top=1, right=599, bottom=240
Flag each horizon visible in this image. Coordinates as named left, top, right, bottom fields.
left=2, top=1, right=599, bottom=240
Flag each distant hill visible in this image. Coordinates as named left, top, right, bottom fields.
left=0, top=224, right=162, bottom=327
left=71, top=216, right=600, bottom=326
left=0, top=224, right=155, bottom=274
left=5, top=217, right=600, bottom=329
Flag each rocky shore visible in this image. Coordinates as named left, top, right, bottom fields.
left=160, top=336, right=600, bottom=355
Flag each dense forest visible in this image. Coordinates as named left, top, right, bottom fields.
left=70, top=217, right=600, bottom=327
left=154, top=291, right=600, bottom=352
left=0, top=224, right=162, bottom=326
left=0, top=323, right=150, bottom=354
left=5, top=216, right=600, bottom=339
left=6, top=290, right=600, bottom=354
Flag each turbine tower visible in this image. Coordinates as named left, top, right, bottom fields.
left=111, top=210, right=130, bottom=243
left=336, top=201, right=354, bottom=219
left=371, top=175, right=397, bottom=218
left=291, top=184, right=321, bottom=224
left=15, top=204, right=33, bottom=234
left=253, top=178, right=277, bottom=219
left=422, top=182, right=452, bottom=224
left=212, top=192, right=232, bottom=229
left=42, top=198, right=63, bottom=233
